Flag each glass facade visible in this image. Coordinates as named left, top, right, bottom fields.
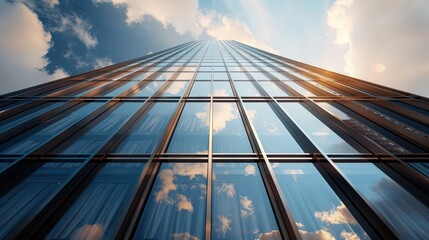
left=0, top=40, right=427, bottom=239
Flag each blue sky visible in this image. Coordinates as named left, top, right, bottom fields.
left=0, top=0, right=428, bottom=96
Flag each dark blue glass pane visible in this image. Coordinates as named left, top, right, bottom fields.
left=0, top=162, right=80, bottom=238
left=337, top=163, right=429, bottom=239
left=272, top=163, right=368, bottom=240
left=162, top=81, right=189, bottom=97
left=244, top=102, right=303, bottom=153
left=167, top=102, right=209, bottom=153
left=213, top=102, right=252, bottom=153
left=0, top=102, right=103, bottom=154
left=212, top=163, right=280, bottom=239
left=134, top=163, right=207, bottom=240
left=115, top=102, right=178, bottom=153
left=57, top=102, right=142, bottom=154
left=47, top=163, right=146, bottom=240
left=132, top=81, right=163, bottom=97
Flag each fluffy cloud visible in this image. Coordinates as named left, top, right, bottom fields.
left=173, top=163, right=207, bottom=180
left=217, top=215, right=232, bottom=234
left=171, top=232, right=200, bottom=240
left=340, top=231, right=361, bottom=240
left=216, top=183, right=236, bottom=197
left=196, top=102, right=239, bottom=134
left=244, top=164, right=256, bottom=176
left=314, top=203, right=357, bottom=225
left=176, top=194, right=194, bottom=212
left=55, top=15, right=98, bottom=49
left=155, top=169, right=177, bottom=204
left=240, top=195, right=254, bottom=217
left=327, top=0, right=429, bottom=97
left=0, top=1, right=68, bottom=95
left=94, top=0, right=277, bottom=53
left=259, top=230, right=281, bottom=240
left=299, top=229, right=335, bottom=240
left=94, top=57, right=114, bottom=69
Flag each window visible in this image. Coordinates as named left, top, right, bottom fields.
left=337, top=163, right=429, bottom=239
left=212, top=102, right=252, bottom=153
left=132, top=81, right=163, bottom=97
left=115, top=102, right=178, bottom=153
left=190, top=82, right=211, bottom=97
left=279, top=102, right=359, bottom=153
left=259, top=82, right=290, bottom=97
left=47, top=163, right=146, bottom=240
left=272, top=163, right=368, bottom=240
left=212, top=163, right=280, bottom=239
left=134, top=163, right=207, bottom=239
left=213, top=82, right=233, bottom=97
left=244, top=102, right=303, bottom=153
left=162, top=81, right=189, bottom=97
left=233, top=82, right=261, bottom=97
left=168, top=102, right=209, bottom=153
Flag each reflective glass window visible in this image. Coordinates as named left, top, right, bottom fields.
left=259, top=82, right=290, bottom=96
left=168, top=102, right=209, bottom=153
left=176, top=72, right=195, bottom=80
left=244, top=102, right=303, bottom=153
left=212, top=163, right=280, bottom=239
left=213, top=72, right=228, bottom=80
left=103, top=81, right=138, bottom=97
left=134, top=163, right=207, bottom=240
left=0, top=162, right=80, bottom=238
left=47, top=163, right=146, bottom=240
left=152, top=72, right=174, bottom=81
left=196, top=72, right=211, bottom=81
left=250, top=72, right=269, bottom=80
left=234, top=82, right=261, bottom=97
left=337, top=163, right=429, bottom=239
left=56, top=102, right=142, bottom=154
left=279, top=103, right=359, bottom=153
left=190, top=82, right=211, bottom=97
left=0, top=102, right=64, bottom=133
left=115, top=102, right=178, bottom=153
left=272, top=163, right=368, bottom=240
left=162, top=81, right=189, bottom=97
left=0, top=102, right=103, bottom=154
left=132, top=81, right=163, bottom=97
left=230, top=72, right=248, bottom=80
left=285, top=81, right=316, bottom=96
left=213, top=82, right=233, bottom=97
left=213, top=102, right=252, bottom=153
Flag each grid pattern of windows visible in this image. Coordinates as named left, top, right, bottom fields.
left=0, top=40, right=428, bottom=239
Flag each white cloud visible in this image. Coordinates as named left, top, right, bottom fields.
left=216, top=183, right=236, bottom=197
left=258, top=230, right=281, bottom=240
left=217, top=215, right=232, bottom=234
left=71, top=224, right=104, bottom=240
left=327, top=0, right=429, bottom=97
left=94, top=57, right=114, bottom=69
left=171, top=232, right=200, bottom=240
left=93, top=0, right=277, bottom=53
left=240, top=195, right=254, bottom=217
left=314, top=203, right=357, bottom=225
left=154, top=169, right=176, bottom=204
left=196, top=102, right=239, bottom=134
left=299, top=229, right=335, bottom=240
left=340, top=231, right=361, bottom=240
left=0, top=1, right=68, bottom=95
left=244, top=164, right=256, bottom=176
left=173, top=163, right=207, bottom=180
left=56, top=15, right=98, bottom=49
left=176, top=194, right=194, bottom=212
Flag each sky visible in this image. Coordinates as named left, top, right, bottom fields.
left=0, top=0, right=428, bottom=97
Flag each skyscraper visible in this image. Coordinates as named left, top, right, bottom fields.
left=0, top=40, right=428, bottom=239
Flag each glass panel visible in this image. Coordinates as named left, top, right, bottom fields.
left=337, top=163, right=429, bottom=239
left=259, top=82, right=290, bottom=96
left=234, top=82, right=261, bottom=97
left=103, top=81, right=138, bottom=97
left=167, top=102, right=209, bottom=153
left=47, top=163, right=146, bottom=240
left=213, top=102, right=252, bottom=153
left=272, top=163, right=368, bottom=240
left=212, top=163, right=280, bottom=239
left=176, top=72, right=195, bottom=80
left=196, top=72, right=211, bottom=81
left=162, top=81, right=189, bottom=97
left=0, top=102, right=64, bottom=133
left=115, top=102, right=178, bottom=153
left=134, top=163, right=207, bottom=240
left=213, top=72, right=228, bottom=80
left=0, top=162, right=80, bottom=238
left=230, top=72, right=248, bottom=80
left=190, top=82, right=211, bottom=97
left=213, top=82, right=233, bottom=97
left=56, top=102, right=142, bottom=154
left=250, top=72, right=270, bottom=80
left=244, top=102, right=303, bottom=153
left=279, top=103, right=359, bottom=153
left=132, top=81, right=163, bottom=97
left=0, top=102, right=104, bottom=154
left=285, top=81, right=316, bottom=96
